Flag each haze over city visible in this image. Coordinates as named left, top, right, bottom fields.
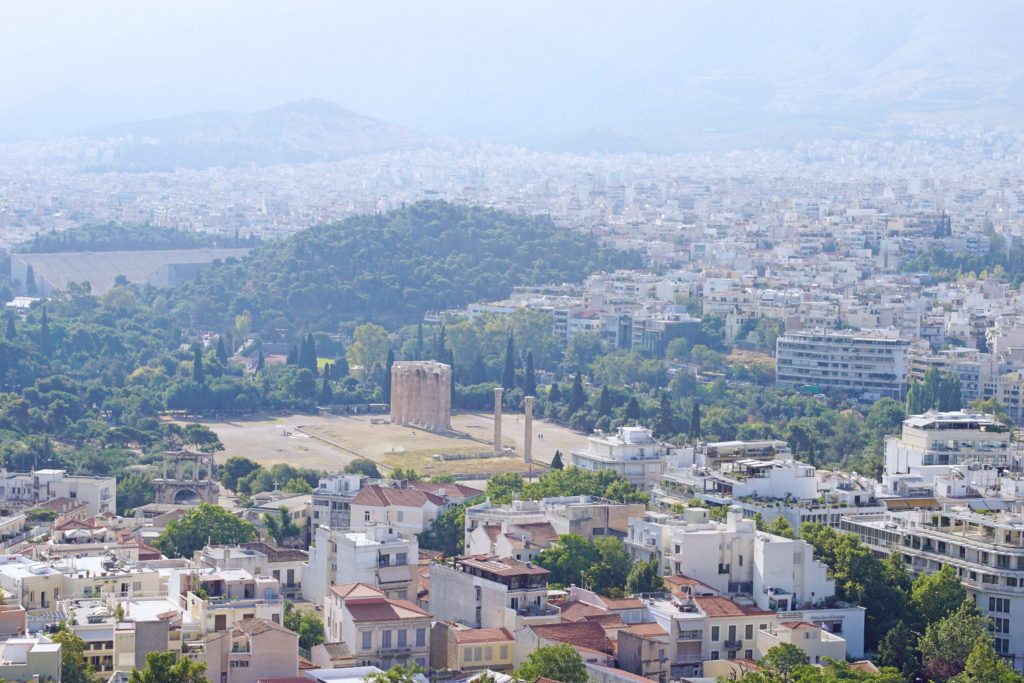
left=2, top=3, right=1024, bottom=683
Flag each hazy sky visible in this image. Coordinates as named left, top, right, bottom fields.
left=2, top=1, right=1022, bottom=142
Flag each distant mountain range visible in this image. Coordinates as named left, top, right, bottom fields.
left=71, top=100, right=429, bottom=171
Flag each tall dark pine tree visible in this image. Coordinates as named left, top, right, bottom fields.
left=550, top=451, right=564, bottom=470
left=38, top=307, right=51, bottom=357
left=4, top=312, right=16, bottom=340
left=567, top=371, right=586, bottom=416
left=689, top=403, right=702, bottom=440
left=286, top=345, right=298, bottom=365
left=447, top=347, right=456, bottom=406
left=433, top=324, right=448, bottom=363
left=625, top=396, right=641, bottom=421
left=24, top=265, right=37, bottom=295
left=523, top=350, right=537, bottom=396
left=299, top=333, right=318, bottom=374
left=383, top=349, right=395, bottom=404
left=323, top=362, right=333, bottom=381
left=335, top=350, right=349, bottom=378
left=472, top=353, right=487, bottom=385
left=548, top=383, right=562, bottom=404
left=256, top=348, right=265, bottom=371
left=216, top=337, right=228, bottom=365
left=192, top=343, right=205, bottom=384
left=319, top=374, right=334, bottom=404
left=653, top=393, right=675, bottom=438
left=596, top=386, right=612, bottom=417
left=501, top=334, right=517, bottom=390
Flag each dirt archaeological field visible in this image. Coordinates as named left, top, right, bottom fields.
left=195, top=411, right=586, bottom=478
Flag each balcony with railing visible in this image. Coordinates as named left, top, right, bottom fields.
left=724, top=639, right=742, bottom=650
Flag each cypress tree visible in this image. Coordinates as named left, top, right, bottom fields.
left=320, top=374, right=334, bottom=404
left=501, top=334, right=516, bottom=390
left=689, top=403, right=702, bottom=440
left=550, top=451, right=564, bottom=470
left=654, top=392, right=675, bottom=438
left=4, top=312, right=16, bottom=340
left=596, top=385, right=612, bottom=417
left=448, top=347, right=456, bottom=406
left=39, top=307, right=51, bottom=357
left=523, top=350, right=537, bottom=396
left=472, top=353, right=487, bottom=385
left=286, top=345, right=298, bottom=366
left=383, top=349, right=395, bottom=404
left=625, top=396, right=641, bottom=421
left=216, top=337, right=228, bottom=365
left=336, top=351, right=350, bottom=378
left=299, top=333, right=318, bottom=374
left=567, top=371, right=586, bottom=415
left=549, top=383, right=562, bottom=404
left=323, top=362, right=333, bottom=381
left=25, top=265, right=36, bottom=295
left=192, top=343, right=205, bottom=383
left=256, top=348, right=265, bottom=371
left=433, top=323, right=447, bottom=363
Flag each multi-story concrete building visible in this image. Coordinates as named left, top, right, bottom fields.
left=186, top=569, right=284, bottom=633
left=0, top=635, right=62, bottom=682
left=570, top=426, right=668, bottom=491
left=303, top=526, right=418, bottom=604
left=842, top=506, right=1024, bottom=671
left=311, top=473, right=366, bottom=530
left=775, top=329, right=910, bottom=399
left=883, top=411, right=1012, bottom=478
left=185, top=617, right=299, bottom=683
left=429, top=555, right=559, bottom=631
left=194, top=543, right=308, bottom=600
left=324, top=582, right=432, bottom=670
left=0, top=469, right=116, bottom=516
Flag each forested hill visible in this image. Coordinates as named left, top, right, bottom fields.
left=15, top=223, right=260, bottom=253
left=176, top=201, right=640, bottom=331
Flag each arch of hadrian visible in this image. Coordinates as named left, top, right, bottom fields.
left=390, top=361, right=452, bottom=432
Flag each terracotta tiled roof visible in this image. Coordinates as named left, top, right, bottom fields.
left=850, top=661, right=880, bottom=674
left=624, top=623, right=668, bottom=637
left=510, top=522, right=558, bottom=543
left=695, top=596, right=773, bottom=618
left=330, top=583, right=385, bottom=600
left=663, top=574, right=716, bottom=595
left=345, top=598, right=432, bottom=622
left=583, top=614, right=626, bottom=628
left=408, top=480, right=484, bottom=499
left=352, top=485, right=445, bottom=508
left=601, top=597, right=643, bottom=610
left=235, top=617, right=296, bottom=637
left=559, top=600, right=608, bottom=622
left=585, top=664, right=659, bottom=683
left=53, top=517, right=97, bottom=531
left=730, top=659, right=763, bottom=672
left=36, top=497, right=87, bottom=515
left=454, top=627, right=514, bottom=644
left=529, top=620, right=614, bottom=654
left=779, top=621, right=819, bottom=630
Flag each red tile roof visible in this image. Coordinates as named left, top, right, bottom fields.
left=779, top=621, right=819, bottom=630
left=352, top=485, right=445, bottom=508
left=510, top=522, right=559, bottom=543
left=695, top=596, right=773, bottom=618
left=345, top=598, right=432, bottom=622
left=624, top=623, right=668, bottom=637
left=454, top=627, right=514, bottom=644
left=529, top=621, right=614, bottom=654
left=559, top=600, right=608, bottom=622
left=330, top=583, right=385, bottom=600
left=585, top=664, right=659, bottom=683
left=583, top=614, right=626, bottom=628
left=408, top=480, right=484, bottom=499
left=601, top=597, right=643, bottom=610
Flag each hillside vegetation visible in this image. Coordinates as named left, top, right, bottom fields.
left=177, top=201, right=639, bottom=331
left=16, top=223, right=259, bottom=253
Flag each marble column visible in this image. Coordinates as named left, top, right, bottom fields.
left=524, top=396, right=534, bottom=464
left=403, top=368, right=413, bottom=426
left=493, top=387, right=504, bottom=456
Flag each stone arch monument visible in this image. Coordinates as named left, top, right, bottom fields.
left=390, top=361, right=452, bottom=432
left=154, top=450, right=220, bottom=505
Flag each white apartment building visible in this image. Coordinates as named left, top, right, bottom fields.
left=0, top=635, right=62, bottom=682
left=429, top=555, right=559, bottom=632
left=311, top=473, right=366, bottom=530
left=883, top=411, right=1012, bottom=482
left=324, top=583, right=432, bottom=671
left=570, top=426, right=668, bottom=490
left=842, top=506, right=1024, bottom=671
left=303, top=526, right=418, bottom=605
left=775, top=329, right=910, bottom=399
left=0, top=469, right=116, bottom=516
left=659, top=507, right=865, bottom=658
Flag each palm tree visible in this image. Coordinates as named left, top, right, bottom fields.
left=263, top=505, right=300, bottom=546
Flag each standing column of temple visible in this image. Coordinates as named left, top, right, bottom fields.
left=493, top=387, right=504, bottom=456
left=524, top=396, right=534, bottom=465
left=440, top=366, right=452, bottom=431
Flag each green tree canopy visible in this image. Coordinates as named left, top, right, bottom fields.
left=128, top=650, right=207, bottom=683
left=514, top=643, right=588, bottom=683
left=155, top=502, right=257, bottom=558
